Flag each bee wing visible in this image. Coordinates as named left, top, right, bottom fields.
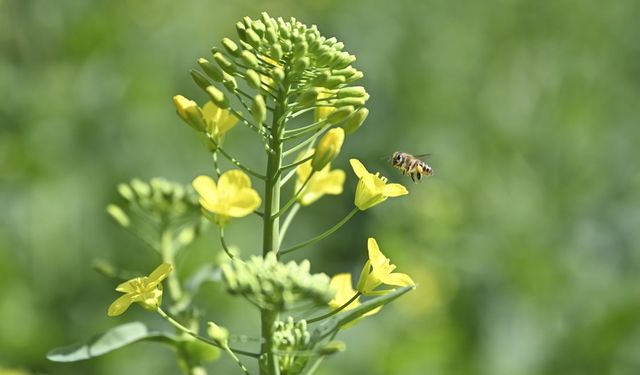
left=413, top=153, right=432, bottom=160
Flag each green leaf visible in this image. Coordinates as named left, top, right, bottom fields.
left=313, top=286, right=414, bottom=339
left=47, top=322, right=177, bottom=362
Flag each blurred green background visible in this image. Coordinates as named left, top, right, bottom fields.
left=2, top=0, right=640, bottom=374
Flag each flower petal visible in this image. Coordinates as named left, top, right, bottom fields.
left=147, top=263, right=173, bottom=287
left=383, top=183, right=408, bottom=197
left=107, top=294, right=134, bottom=317
left=329, top=273, right=359, bottom=310
left=367, top=238, right=389, bottom=268
left=217, top=110, right=238, bottom=134
left=115, top=278, right=142, bottom=293
left=192, top=175, right=218, bottom=207
left=379, top=272, right=415, bottom=287
left=226, top=189, right=262, bottom=217
left=349, top=159, right=369, bottom=179
left=316, top=169, right=345, bottom=195
left=202, top=101, right=221, bottom=122
left=218, top=170, right=252, bottom=193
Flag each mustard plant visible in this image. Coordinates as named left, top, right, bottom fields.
left=48, top=13, right=417, bottom=375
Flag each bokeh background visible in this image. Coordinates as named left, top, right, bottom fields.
left=2, top=0, right=640, bottom=374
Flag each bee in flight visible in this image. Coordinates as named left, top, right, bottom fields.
left=391, top=152, right=433, bottom=183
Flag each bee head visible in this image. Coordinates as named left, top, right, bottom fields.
left=392, top=152, right=403, bottom=165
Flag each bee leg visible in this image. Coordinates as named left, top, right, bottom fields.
left=417, top=173, right=422, bottom=181
left=410, top=173, right=416, bottom=183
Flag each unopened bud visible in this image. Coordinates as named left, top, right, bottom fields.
left=207, top=322, right=229, bottom=346
left=213, top=52, right=236, bottom=74
left=326, top=106, right=354, bottom=125
left=205, top=86, right=229, bottom=109
left=318, top=340, right=346, bottom=355
left=272, top=67, right=285, bottom=83
left=322, top=75, right=346, bottom=89
left=222, top=38, right=240, bottom=57
left=270, top=43, right=283, bottom=61
left=244, top=28, right=262, bottom=49
left=346, top=71, right=364, bottom=83
left=106, top=204, right=130, bottom=227
left=251, top=94, right=266, bottom=124
left=342, top=107, right=368, bottom=134
left=293, top=57, right=310, bottom=74
left=235, top=22, right=247, bottom=41
left=190, top=69, right=212, bottom=91
left=311, top=128, right=344, bottom=171
left=240, top=50, right=259, bottom=68
left=293, top=40, right=308, bottom=59
left=333, top=96, right=368, bottom=107
left=197, top=58, right=224, bottom=82
left=173, top=95, right=205, bottom=131
left=245, top=69, right=261, bottom=89
left=337, top=86, right=367, bottom=98
left=297, top=87, right=320, bottom=107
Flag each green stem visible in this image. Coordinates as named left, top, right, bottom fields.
left=161, top=229, right=183, bottom=303
left=280, top=154, right=313, bottom=171
left=271, top=172, right=313, bottom=220
left=302, top=330, right=339, bottom=375
left=282, top=119, right=327, bottom=140
left=209, top=137, right=266, bottom=180
left=279, top=207, right=359, bottom=255
left=307, top=293, right=361, bottom=323
left=212, top=152, right=221, bottom=179
left=157, top=308, right=260, bottom=358
left=282, top=125, right=330, bottom=157
left=278, top=203, right=300, bottom=248
left=222, top=343, right=252, bottom=375
left=260, top=73, right=291, bottom=375
left=219, top=227, right=237, bottom=260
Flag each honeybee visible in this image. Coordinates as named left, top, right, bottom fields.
left=391, top=152, right=433, bottom=183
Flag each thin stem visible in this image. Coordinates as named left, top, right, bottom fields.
left=219, top=227, right=237, bottom=260
left=280, top=207, right=359, bottom=255
left=228, top=106, right=269, bottom=138
left=160, top=229, right=183, bottom=303
left=282, top=125, right=330, bottom=157
left=307, top=293, right=361, bottom=323
left=280, top=168, right=297, bottom=187
left=157, top=308, right=260, bottom=358
left=212, top=152, right=221, bottom=179
left=302, top=330, right=339, bottom=375
left=222, top=344, right=252, bottom=375
left=278, top=203, right=300, bottom=248
left=271, top=172, right=313, bottom=220
left=209, top=137, right=266, bottom=180
left=282, top=119, right=327, bottom=139
left=280, top=154, right=313, bottom=171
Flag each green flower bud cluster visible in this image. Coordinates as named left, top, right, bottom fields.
left=107, top=178, right=205, bottom=250
left=221, top=252, right=334, bottom=311
left=272, top=317, right=313, bottom=374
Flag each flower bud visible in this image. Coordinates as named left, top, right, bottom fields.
left=173, top=95, right=205, bottom=131
left=190, top=69, right=212, bottom=91
left=240, top=50, right=259, bottom=68
left=326, top=106, right=354, bottom=125
left=297, top=87, right=320, bottom=107
left=213, top=52, right=236, bottom=74
left=333, top=96, right=368, bottom=107
left=197, top=58, right=224, bottom=82
left=311, top=128, right=345, bottom=171
left=251, top=94, right=266, bottom=125
left=318, top=341, right=346, bottom=355
left=235, top=22, right=247, bottom=41
left=206, top=85, right=229, bottom=109
left=346, top=70, right=364, bottom=83
left=222, top=38, right=240, bottom=57
left=342, top=107, right=368, bottom=134
left=322, top=75, right=346, bottom=89
left=292, top=56, right=310, bottom=74
left=272, top=67, right=285, bottom=83
left=207, top=322, right=229, bottom=346
left=106, top=204, right=130, bottom=227
left=245, top=69, right=261, bottom=89
left=270, top=43, right=283, bottom=61
left=333, top=52, right=356, bottom=69
left=337, top=86, right=367, bottom=98
left=251, top=20, right=266, bottom=37
left=244, top=28, right=262, bottom=49
left=293, top=40, right=308, bottom=59
left=222, top=72, right=238, bottom=91
left=265, top=26, right=278, bottom=44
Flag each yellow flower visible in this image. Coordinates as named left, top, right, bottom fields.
left=202, top=101, right=238, bottom=144
left=192, top=170, right=261, bottom=225
left=329, top=273, right=381, bottom=317
left=107, top=263, right=173, bottom=317
left=311, top=128, right=345, bottom=171
left=295, top=149, right=345, bottom=206
left=349, top=159, right=408, bottom=210
left=357, top=238, right=415, bottom=296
